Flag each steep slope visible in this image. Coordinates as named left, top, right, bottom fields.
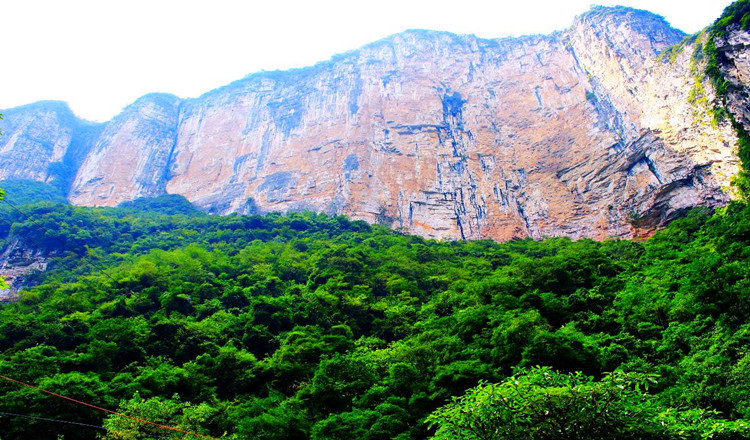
left=0, top=101, right=101, bottom=192
left=69, top=93, right=180, bottom=205
left=0, top=6, right=744, bottom=240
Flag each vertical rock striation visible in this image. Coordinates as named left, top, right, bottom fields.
left=713, top=24, right=750, bottom=134
left=0, top=6, right=746, bottom=241
left=69, top=93, right=181, bottom=206
left=0, top=101, right=101, bottom=192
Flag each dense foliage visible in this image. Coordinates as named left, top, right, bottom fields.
left=0, top=180, right=68, bottom=237
left=0, top=191, right=749, bottom=439
left=4, top=3, right=750, bottom=437
left=428, top=368, right=747, bottom=440
left=704, top=0, right=750, bottom=96
left=711, top=0, right=750, bottom=37
left=0, top=180, right=67, bottom=207
left=116, top=194, right=206, bottom=217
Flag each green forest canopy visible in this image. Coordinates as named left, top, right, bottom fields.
left=0, top=186, right=750, bottom=438
left=3, top=2, right=750, bottom=438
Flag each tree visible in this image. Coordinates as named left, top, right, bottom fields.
left=426, top=367, right=749, bottom=440
left=101, top=393, right=220, bottom=440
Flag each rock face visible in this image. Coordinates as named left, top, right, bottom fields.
left=0, top=101, right=101, bottom=191
left=0, top=238, right=50, bottom=301
left=713, top=25, right=750, bottom=135
left=0, top=6, right=745, bottom=240
left=69, top=94, right=180, bottom=206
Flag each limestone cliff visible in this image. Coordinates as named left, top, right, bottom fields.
left=713, top=24, right=750, bottom=135
left=69, top=93, right=180, bottom=206
left=0, top=101, right=101, bottom=192
left=0, top=6, right=745, bottom=241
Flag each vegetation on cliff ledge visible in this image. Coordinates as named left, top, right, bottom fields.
left=0, top=189, right=749, bottom=438
left=704, top=0, right=750, bottom=196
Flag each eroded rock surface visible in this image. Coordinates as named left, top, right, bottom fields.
left=0, top=101, right=101, bottom=191
left=69, top=93, right=180, bottom=206
left=0, top=6, right=745, bottom=240
left=0, top=238, right=50, bottom=301
left=714, top=25, right=750, bottom=134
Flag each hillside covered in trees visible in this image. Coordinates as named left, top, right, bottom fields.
left=1, top=179, right=750, bottom=438
left=4, top=1, right=750, bottom=437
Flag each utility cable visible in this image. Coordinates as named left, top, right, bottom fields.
left=0, top=200, right=219, bottom=438
left=0, top=411, right=172, bottom=439
left=0, top=410, right=106, bottom=430
left=0, top=373, right=220, bottom=439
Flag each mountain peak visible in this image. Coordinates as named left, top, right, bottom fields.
left=0, top=4, right=740, bottom=241
left=575, top=5, right=684, bottom=36
left=117, top=93, right=181, bottom=117
left=579, top=5, right=665, bottom=21
left=132, top=93, right=180, bottom=106
left=3, top=100, right=74, bottom=116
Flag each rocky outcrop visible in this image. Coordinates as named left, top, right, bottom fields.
left=0, top=238, right=50, bottom=301
left=0, top=101, right=101, bottom=192
left=69, top=93, right=180, bottom=206
left=0, top=6, right=745, bottom=241
left=713, top=25, right=750, bottom=134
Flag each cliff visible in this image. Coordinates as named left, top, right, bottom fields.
left=0, top=238, right=49, bottom=301
left=0, top=6, right=744, bottom=241
left=69, top=93, right=180, bottom=205
left=0, top=101, right=102, bottom=193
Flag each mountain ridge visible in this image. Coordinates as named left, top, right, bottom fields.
left=7, top=6, right=676, bottom=126
left=0, top=5, right=743, bottom=241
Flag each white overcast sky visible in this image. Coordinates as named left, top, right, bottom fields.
left=1, top=0, right=735, bottom=122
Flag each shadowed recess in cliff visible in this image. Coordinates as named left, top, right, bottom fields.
left=0, top=5, right=744, bottom=241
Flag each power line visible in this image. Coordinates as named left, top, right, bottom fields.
left=0, top=373, right=221, bottom=439
left=0, top=200, right=222, bottom=438
left=0, top=410, right=106, bottom=430
left=0, top=411, right=173, bottom=440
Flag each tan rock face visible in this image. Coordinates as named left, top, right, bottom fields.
left=69, top=94, right=180, bottom=206
left=714, top=25, right=750, bottom=135
left=0, top=6, right=745, bottom=241
left=0, top=101, right=100, bottom=187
